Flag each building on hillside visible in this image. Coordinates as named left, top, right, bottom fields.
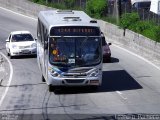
left=131, top=0, right=151, bottom=10
left=150, top=0, right=160, bottom=15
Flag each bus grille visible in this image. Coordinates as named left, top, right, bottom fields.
left=65, top=79, right=85, bottom=83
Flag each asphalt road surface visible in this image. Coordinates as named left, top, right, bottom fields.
left=0, top=7, right=160, bottom=120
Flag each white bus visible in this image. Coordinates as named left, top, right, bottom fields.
left=37, top=10, right=103, bottom=91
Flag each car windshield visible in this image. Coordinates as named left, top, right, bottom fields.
left=49, top=37, right=102, bottom=67
left=11, top=34, right=34, bottom=42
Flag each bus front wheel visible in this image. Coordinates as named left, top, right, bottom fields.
left=48, top=85, right=55, bottom=92
left=42, top=75, right=46, bottom=82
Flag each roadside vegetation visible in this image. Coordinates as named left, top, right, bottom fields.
left=30, top=0, right=160, bottom=42
left=120, top=12, right=160, bottom=42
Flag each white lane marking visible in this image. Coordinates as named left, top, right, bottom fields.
left=113, top=44, right=160, bottom=71
left=116, top=91, right=127, bottom=100
left=0, top=52, right=13, bottom=107
left=0, top=6, right=37, bottom=21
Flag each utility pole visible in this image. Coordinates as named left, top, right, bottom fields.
left=113, top=0, right=120, bottom=24
left=118, top=0, right=122, bottom=18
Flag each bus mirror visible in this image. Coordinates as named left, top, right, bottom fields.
left=44, top=41, right=48, bottom=49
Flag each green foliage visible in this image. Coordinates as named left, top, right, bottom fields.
left=86, top=0, right=107, bottom=18
left=102, top=16, right=118, bottom=25
left=32, top=0, right=45, bottom=4
left=142, top=27, right=157, bottom=41
left=64, top=0, right=75, bottom=8
left=133, top=21, right=151, bottom=33
left=154, top=26, right=160, bottom=42
left=119, top=12, right=140, bottom=29
left=29, top=0, right=159, bottom=42
left=130, top=21, right=154, bottom=33
left=119, top=12, right=160, bottom=42
left=32, top=0, right=39, bottom=2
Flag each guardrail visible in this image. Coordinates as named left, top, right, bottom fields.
left=98, top=20, right=160, bottom=61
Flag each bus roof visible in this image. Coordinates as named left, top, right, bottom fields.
left=38, top=10, right=99, bottom=30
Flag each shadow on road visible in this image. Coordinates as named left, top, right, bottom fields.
left=1, top=82, right=45, bottom=88
left=110, top=57, right=119, bottom=63
left=52, top=70, right=143, bottom=94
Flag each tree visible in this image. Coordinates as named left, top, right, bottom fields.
left=119, top=12, right=139, bottom=36
left=86, top=0, right=107, bottom=18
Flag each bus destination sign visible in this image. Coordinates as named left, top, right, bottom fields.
left=50, top=26, right=100, bottom=36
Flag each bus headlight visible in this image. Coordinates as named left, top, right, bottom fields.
left=89, top=69, right=99, bottom=77
left=48, top=68, right=60, bottom=77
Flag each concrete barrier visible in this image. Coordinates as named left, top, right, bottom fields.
left=97, top=20, right=160, bottom=61
left=0, top=0, right=160, bottom=64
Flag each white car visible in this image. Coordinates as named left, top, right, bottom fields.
left=6, top=31, right=37, bottom=59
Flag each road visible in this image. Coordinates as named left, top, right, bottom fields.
left=0, top=7, right=160, bottom=119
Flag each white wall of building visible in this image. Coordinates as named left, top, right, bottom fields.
left=150, top=0, right=160, bottom=15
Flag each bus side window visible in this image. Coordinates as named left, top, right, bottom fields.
left=40, top=23, right=45, bottom=45
left=44, top=29, right=48, bottom=49
left=37, top=19, right=41, bottom=41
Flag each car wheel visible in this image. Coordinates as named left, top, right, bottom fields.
left=7, top=49, right=10, bottom=56
left=10, top=55, right=13, bottom=59
left=42, top=75, right=46, bottom=82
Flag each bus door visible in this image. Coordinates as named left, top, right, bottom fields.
left=43, top=31, right=49, bottom=80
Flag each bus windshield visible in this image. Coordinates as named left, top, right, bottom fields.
left=49, top=37, right=102, bottom=67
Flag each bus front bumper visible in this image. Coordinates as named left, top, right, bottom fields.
left=47, top=73, right=102, bottom=86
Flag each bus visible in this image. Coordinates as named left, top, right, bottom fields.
left=37, top=10, right=103, bottom=91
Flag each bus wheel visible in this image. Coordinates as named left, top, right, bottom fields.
left=42, top=75, right=46, bottom=82
left=48, top=85, right=55, bottom=92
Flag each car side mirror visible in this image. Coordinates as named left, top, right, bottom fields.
left=34, top=38, right=37, bottom=41
left=108, top=43, right=112, bottom=46
left=6, top=39, right=9, bottom=42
